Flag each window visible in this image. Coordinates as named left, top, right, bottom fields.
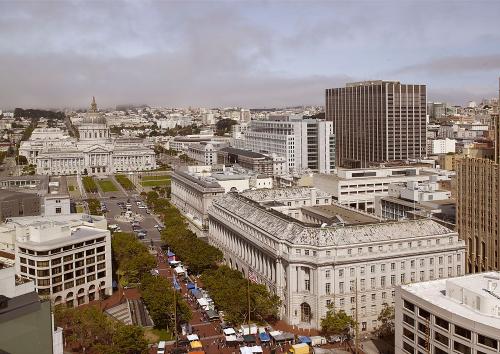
left=391, top=275, right=396, bottom=285
left=429, top=258, right=434, bottom=265
left=370, top=265, right=375, bottom=273
left=454, top=325, right=471, bottom=340
left=401, top=261, right=405, bottom=270
left=371, top=278, right=375, bottom=289
left=478, top=334, right=498, bottom=349
left=97, top=271, right=106, bottom=279
left=338, top=269, right=343, bottom=277
left=434, top=347, right=447, bottom=354
left=453, top=341, right=471, bottom=354
left=339, top=282, right=344, bottom=294
left=435, top=316, right=449, bottom=331
left=52, top=266, right=61, bottom=275
left=360, top=267, right=365, bottom=275
left=401, top=274, right=406, bottom=284
left=419, top=271, right=425, bottom=281
left=382, top=292, right=386, bottom=299
left=339, top=298, right=344, bottom=306
left=381, top=276, right=386, bottom=287
left=411, top=260, right=415, bottom=268
left=64, top=281, right=74, bottom=290
left=325, top=270, right=331, bottom=278
left=325, top=283, right=331, bottom=294
left=418, top=308, right=430, bottom=320
left=391, top=263, right=396, bottom=270
left=37, top=279, right=50, bottom=286
left=418, top=336, right=428, bottom=350
left=350, top=296, right=355, bottom=304
left=304, top=250, right=310, bottom=256
left=434, top=331, right=449, bottom=347
left=403, top=314, right=414, bottom=327
left=404, top=300, right=415, bottom=312
left=371, top=293, right=376, bottom=301
left=55, top=207, right=61, bottom=214
left=350, top=268, right=355, bottom=276
left=326, top=251, right=331, bottom=256
left=63, top=255, right=73, bottom=262
left=361, top=295, right=366, bottom=302
left=37, top=269, right=50, bottom=277
left=51, top=258, right=61, bottom=266
left=403, top=341, right=414, bottom=354
left=403, top=328, right=414, bottom=341
left=381, top=264, right=386, bottom=272
left=418, top=322, right=428, bottom=334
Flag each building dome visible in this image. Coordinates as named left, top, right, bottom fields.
left=81, top=96, right=106, bottom=125
left=81, top=114, right=107, bottom=125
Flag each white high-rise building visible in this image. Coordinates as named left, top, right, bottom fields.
left=235, top=116, right=335, bottom=174
left=396, top=272, right=500, bottom=354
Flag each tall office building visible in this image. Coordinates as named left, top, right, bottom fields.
left=456, top=78, right=500, bottom=273
left=326, top=81, right=427, bottom=168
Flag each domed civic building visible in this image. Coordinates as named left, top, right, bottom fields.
left=23, top=97, right=156, bottom=176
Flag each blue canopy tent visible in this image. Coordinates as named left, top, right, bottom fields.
left=172, top=276, right=181, bottom=291
left=167, top=251, right=175, bottom=257
left=191, top=288, right=203, bottom=299
left=259, top=333, right=270, bottom=342
left=187, top=282, right=196, bottom=290
left=298, top=336, right=311, bottom=344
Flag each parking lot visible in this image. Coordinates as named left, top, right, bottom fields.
left=100, top=195, right=163, bottom=246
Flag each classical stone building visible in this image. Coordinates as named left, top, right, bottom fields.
left=19, top=97, right=156, bottom=176
left=207, top=189, right=465, bottom=332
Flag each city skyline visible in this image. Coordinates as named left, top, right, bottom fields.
left=1, top=0, right=500, bottom=108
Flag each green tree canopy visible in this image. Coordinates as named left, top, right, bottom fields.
left=215, top=118, right=238, bottom=136
left=320, top=306, right=356, bottom=337
left=201, top=266, right=281, bottom=325
left=141, top=274, right=192, bottom=330
left=112, top=232, right=156, bottom=285
left=375, top=303, right=395, bottom=337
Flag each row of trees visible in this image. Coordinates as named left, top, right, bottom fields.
left=54, top=305, right=148, bottom=354
left=86, top=198, right=102, bottom=215
left=215, top=118, right=238, bottom=136
left=111, top=232, right=156, bottom=286
left=14, top=108, right=65, bottom=120
left=82, top=176, right=98, bottom=193
left=115, top=174, right=135, bottom=190
left=201, top=266, right=281, bottom=325
left=141, top=274, right=192, bottom=330
left=145, top=192, right=223, bottom=274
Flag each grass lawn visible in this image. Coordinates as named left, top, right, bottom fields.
left=140, top=179, right=171, bottom=187
left=82, top=176, right=98, bottom=193
left=141, top=175, right=171, bottom=181
left=144, top=328, right=174, bottom=344
left=97, top=179, right=118, bottom=192
left=76, top=205, right=84, bottom=213
left=115, top=174, right=135, bottom=190
left=68, top=185, right=75, bottom=191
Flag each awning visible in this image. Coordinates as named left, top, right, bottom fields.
left=240, top=346, right=263, bottom=354
left=240, top=324, right=258, bottom=335
left=172, top=277, right=181, bottom=291
left=190, top=340, right=202, bottom=349
left=187, top=334, right=199, bottom=341
left=243, top=334, right=256, bottom=343
left=298, top=336, right=311, bottom=344
left=205, top=309, right=219, bottom=320
left=269, top=330, right=282, bottom=338
left=274, top=332, right=295, bottom=342
left=223, top=328, right=236, bottom=335
left=169, top=260, right=181, bottom=265
left=187, top=282, right=196, bottom=290
left=258, top=332, right=270, bottom=342
left=197, top=298, right=209, bottom=307
left=250, top=346, right=263, bottom=353
left=191, top=288, right=203, bottom=299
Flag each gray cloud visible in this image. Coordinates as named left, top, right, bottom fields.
left=394, top=54, right=500, bottom=75
left=0, top=1, right=499, bottom=108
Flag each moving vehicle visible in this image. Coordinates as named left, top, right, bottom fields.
left=157, top=341, right=166, bottom=354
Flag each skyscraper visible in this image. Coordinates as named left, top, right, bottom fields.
left=326, top=81, right=427, bottom=168
left=456, top=78, right=500, bottom=273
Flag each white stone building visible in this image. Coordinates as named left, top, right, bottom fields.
left=0, top=213, right=112, bottom=306
left=171, top=165, right=272, bottom=230
left=428, top=138, right=456, bottom=155
left=314, top=166, right=450, bottom=213
left=207, top=191, right=465, bottom=332
left=19, top=98, right=156, bottom=176
left=233, top=116, right=336, bottom=174
left=396, top=272, right=500, bottom=354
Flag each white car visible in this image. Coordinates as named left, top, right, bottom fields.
left=138, top=204, right=147, bottom=209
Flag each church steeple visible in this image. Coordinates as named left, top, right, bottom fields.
left=89, top=96, right=98, bottom=113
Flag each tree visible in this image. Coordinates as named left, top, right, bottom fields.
left=141, top=274, right=192, bottom=330
left=320, top=305, right=356, bottom=337
left=200, top=266, right=281, bottom=325
left=111, top=323, right=148, bottom=354
left=15, top=155, right=28, bottom=165
left=215, top=118, right=237, bottom=136
left=112, top=232, right=156, bottom=285
left=375, top=303, right=395, bottom=337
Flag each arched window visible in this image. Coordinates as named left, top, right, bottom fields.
left=300, top=302, right=311, bottom=323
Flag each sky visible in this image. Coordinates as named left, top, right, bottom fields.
left=0, top=0, right=499, bottom=109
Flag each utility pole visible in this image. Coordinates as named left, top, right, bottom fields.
left=355, top=277, right=360, bottom=354
left=174, top=286, right=178, bottom=346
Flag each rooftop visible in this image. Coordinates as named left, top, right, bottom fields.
left=302, top=204, right=381, bottom=225
left=210, top=193, right=455, bottom=247
left=402, top=272, right=500, bottom=328
left=218, top=147, right=269, bottom=159
left=242, top=187, right=330, bottom=202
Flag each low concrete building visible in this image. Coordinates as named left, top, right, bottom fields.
left=396, top=272, right=500, bottom=354
left=0, top=190, right=41, bottom=221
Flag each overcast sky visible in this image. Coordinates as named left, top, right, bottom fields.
left=0, top=0, right=499, bottom=109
